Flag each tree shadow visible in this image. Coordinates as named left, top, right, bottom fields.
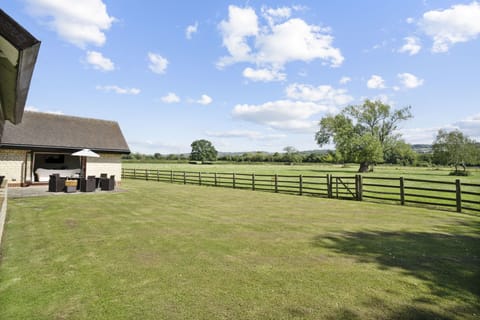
left=313, top=226, right=480, bottom=317
left=322, top=305, right=457, bottom=320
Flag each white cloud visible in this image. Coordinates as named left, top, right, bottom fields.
left=261, top=6, right=292, bottom=26
left=256, top=18, right=343, bottom=67
left=367, top=75, right=386, bottom=89
left=128, top=140, right=187, bottom=154
left=398, top=73, right=424, bottom=89
left=25, top=106, right=39, bottom=112
left=406, top=17, right=415, bottom=24
left=197, top=94, right=213, bottom=105
left=372, top=94, right=396, bottom=106
left=242, top=67, right=286, bottom=82
left=339, top=76, right=351, bottom=84
left=218, top=6, right=259, bottom=66
left=453, top=113, right=480, bottom=139
left=421, top=1, right=480, bottom=53
left=161, top=92, right=181, bottom=103
left=96, top=85, right=140, bottom=95
left=285, top=83, right=353, bottom=106
left=400, top=127, right=440, bottom=144
left=25, top=0, right=115, bottom=48
left=399, top=37, right=421, bottom=55
left=186, top=22, right=198, bottom=39
left=148, top=52, right=168, bottom=74
left=206, top=130, right=286, bottom=140
left=232, top=100, right=335, bottom=132
left=400, top=113, right=480, bottom=144
left=85, top=51, right=114, bottom=71
left=218, top=5, right=343, bottom=81
left=25, top=105, right=63, bottom=115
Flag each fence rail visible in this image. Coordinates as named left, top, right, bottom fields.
left=122, top=168, right=480, bottom=214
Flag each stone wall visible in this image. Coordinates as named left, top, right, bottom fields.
left=0, top=149, right=27, bottom=185
left=85, top=153, right=123, bottom=181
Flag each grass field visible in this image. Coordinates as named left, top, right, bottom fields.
left=1, top=180, right=479, bottom=319
left=122, top=162, right=480, bottom=183
left=123, top=163, right=480, bottom=213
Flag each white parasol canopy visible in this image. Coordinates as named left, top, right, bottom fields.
left=72, top=149, right=100, bottom=178
left=72, top=149, right=100, bottom=158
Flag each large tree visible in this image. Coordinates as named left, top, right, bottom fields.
left=316, top=99, right=412, bottom=172
left=432, top=129, right=478, bottom=173
left=190, top=139, right=218, bottom=162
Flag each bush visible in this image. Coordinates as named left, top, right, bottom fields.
left=449, top=170, right=471, bottom=176
left=416, top=161, right=431, bottom=167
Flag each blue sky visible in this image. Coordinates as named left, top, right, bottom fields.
left=3, top=0, right=480, bottom=154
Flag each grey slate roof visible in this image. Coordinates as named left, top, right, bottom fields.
left=0, top=111, right=130, bottom=153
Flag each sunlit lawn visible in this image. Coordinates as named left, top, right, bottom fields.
left=123, top=163, right=480, bottom=213
left=1, top=179, right=479, bottom=319
left=122, top=162, right=480, bottom=183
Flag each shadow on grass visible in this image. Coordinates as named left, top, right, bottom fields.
left=322, top=306, right=455, bottom=320
left=313, top=226, right=480, bottom=318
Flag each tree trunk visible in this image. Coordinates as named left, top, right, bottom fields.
left=358, top=162, right=370, bottom=173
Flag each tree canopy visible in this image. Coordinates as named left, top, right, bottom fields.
left=432, top=129, right=479, bottom=174
left=316, top=99, right=412, bottom=172
left=190, top=139, right=218, bottom=162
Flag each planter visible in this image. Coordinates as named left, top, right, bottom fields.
left=65, top=186, right=77, bottom=193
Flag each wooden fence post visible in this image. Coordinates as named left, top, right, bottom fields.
left=156, top=170, right=160, bottom=182
left=275, top=174, right=278, bottom=193
left=145, top=169, right=148, bottom=181
left=299, top=175, right=303, bottom=196
left=252, top=173, right=255, bottom=191
left=183, top=171, right=186, bottom=185
left=400, top=177, right=405, bottom=205
left=456, top=179, right=462, bottom=213
left=214, top=172, right=217, bottom=186
left=170, top=170, right=173, bottom=183
left=327, top=174, right=332, bottom=198
left=133, top=168, right=136, bottom=179
left=233, top=173, right=236, bottom=189
left=356, top=174, right=363, bottom=201
left=198, top=172, right=202, bottom=185
left=335, top=177, right=339, bottom=198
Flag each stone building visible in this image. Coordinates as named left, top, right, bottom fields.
left=0, top=111, right=130, bottom=186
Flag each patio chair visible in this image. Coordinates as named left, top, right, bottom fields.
left=80, top=175, right=96, bottom=192
left=48, top=174, right=66, bottom=192
left=100, top=175, right=115, bottom=191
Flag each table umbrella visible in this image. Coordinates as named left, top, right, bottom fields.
left=72, top=149, right=100, bottom=178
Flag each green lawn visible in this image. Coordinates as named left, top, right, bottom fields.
left=122, top=162, right=480, bottom=183
left=1, top=180, right=480, bottom=319
left=123, top=163, right=480, bottom=213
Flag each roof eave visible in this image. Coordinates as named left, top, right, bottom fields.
left=0, top=143, right=130, bottom=154
left=0, top=9, right=41, bottom=124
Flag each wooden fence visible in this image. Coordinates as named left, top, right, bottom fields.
left=122, top=168, right=480, bottom=213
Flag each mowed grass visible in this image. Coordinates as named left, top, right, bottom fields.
left=123, top=163, right=480, bottom=213
left=1, top=180, right=480, bottom=319
left=122, top=162, right=480, bottom=183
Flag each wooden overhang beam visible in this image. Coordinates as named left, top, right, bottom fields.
left=0, top=9, right=40, bottom=125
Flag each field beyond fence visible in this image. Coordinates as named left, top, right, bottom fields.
left=122, top=168, right=480, bottom=214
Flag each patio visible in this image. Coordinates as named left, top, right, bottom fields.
left=7, top=184, right=124, bottom=199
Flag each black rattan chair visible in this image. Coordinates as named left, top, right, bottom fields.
left=48, top=174, right=66, bottom=192
left=100, top=175, right=115, bottom=191
left=80, top=176, right=96, bottom=192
